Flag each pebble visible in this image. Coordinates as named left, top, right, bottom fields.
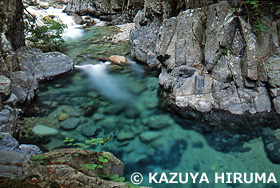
left=58, top=113, right=69, bottom=121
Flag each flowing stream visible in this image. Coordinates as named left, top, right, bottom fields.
left=20, top=4, right=280, bottom=188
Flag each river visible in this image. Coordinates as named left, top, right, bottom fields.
left=20, top=3, right=280, bottom=188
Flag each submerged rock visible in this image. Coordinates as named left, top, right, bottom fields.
left=117, top=130, right=135, bottom=141
left=58, top=113, right=69, bottom=121
left=32, top=125, right=58, bottom=136
left=80, top=122, right=99, bottom=137
left=261, top=128, right=280, bottom=164
left=60, top=117, right=80, bottom=130
left=140, top=131, right=162, bottom=143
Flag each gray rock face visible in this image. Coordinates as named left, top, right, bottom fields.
left=16, top=47, right=74, bottom=81
left=0, top=132, right=41, bottom=178
left=131, top=1, right=280, bottom=125
left=63, top=0, right=144, bottom=24
left=0, top=76, right=11, bottom=96
left=0, top=107, right=18, bottom=136
left=11, top=71, right=38, bottom=103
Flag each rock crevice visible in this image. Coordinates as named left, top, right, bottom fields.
left=131, top=1, right=280, bottom=126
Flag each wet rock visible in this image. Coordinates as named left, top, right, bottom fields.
left=125, top=106, right=140, bottom=119
left=80, top=123, right=98, bottom=137
left=83, top=107, right=97, bottom=117
left=273, top=97, right=280, bottom=114
left=93, top=113, right=104, bottom=121
left=130, top=26, right=160, bottom=68
left=117, top=130, right=135, bottom=141
left=19, top=149, right=128, bottom=188
left=32, top=125, right=58, bottom=136
left=140, top=131, right=162, bottom=143
left=71, top=13, right=84, bottom=25
left=11, top=71, right=38, bottom=103
left=261, top=128, right=280, bottom=164
left=60, top=117, right=80, bottom=130
left=104, top=104, right=125, bottom=115
left=108, top=55, right=130, bottom=66
left=108, top=65, right=124, bottom=72
left=143, top=115, right=174, bottom=130
left=39, top=2, right=50, bottom=9
left=148, top=122, right=169, bottom=130
left=54, top=4, right=64, bottom=9
left=58, top=113, right=69, bottom=121
left=16, top=47, right=74, bottom=81
left=3, top=93, right=17, bottom=107
left=128, top=82, right=147, bottom=94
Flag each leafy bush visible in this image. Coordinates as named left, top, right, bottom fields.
left=25, top=18, right=66, bottom=52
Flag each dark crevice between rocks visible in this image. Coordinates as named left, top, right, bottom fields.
left=157, top=88, right=280, bottom=154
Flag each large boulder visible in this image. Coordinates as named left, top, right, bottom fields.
left=16, top=47, right=74, bottom=81
left=18, top=148, right=130, bottom=188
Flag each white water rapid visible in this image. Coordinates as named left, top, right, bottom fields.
left=75, top=63, right=132, bottom=102
left=26, top=6, right=84, bottom=40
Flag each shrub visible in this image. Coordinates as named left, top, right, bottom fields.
left=25, top=17, right=66, bottom=52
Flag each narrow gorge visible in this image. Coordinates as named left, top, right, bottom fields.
left=1, top=0, right=280, bottom=188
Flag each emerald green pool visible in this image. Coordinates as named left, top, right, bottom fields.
left=21, top=24, right=280, bottom=188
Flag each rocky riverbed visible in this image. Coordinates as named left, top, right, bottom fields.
left=1, top=0, right=280, bottom=188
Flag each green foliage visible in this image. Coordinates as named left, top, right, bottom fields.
left=220, top=46, right=233, bottom=56
left=30, top=154, right=46, bottom=164
left=253, top=20, right=268, bottom=32
left=63, top=136, right=111, bottom=150
left=30, top=153, right=54, bottom=164
left=0, top=134, right=4, bottom=140
left=25, top=18, right=66, bottom=52
left=62, top=137, right=129, bottom=185
left=276, top=5, right=280, bottom=15
left=241, top=0, right=280, bottom=32
left=82, top=163, right=98, bottom=170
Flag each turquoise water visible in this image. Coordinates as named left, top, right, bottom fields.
left=21, top=25, right=280, bottom=188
